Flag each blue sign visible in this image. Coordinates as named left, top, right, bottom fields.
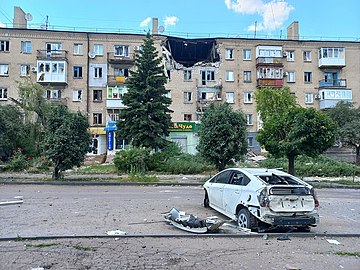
left=104, top=121, right=118, bottom=131
left=107, top=131, right=114, bottom=150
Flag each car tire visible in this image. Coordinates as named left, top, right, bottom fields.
left=297, top=226, right=311, bottom=232
left=204, top=191, right=209, bottom=208
left=237, top=208, right=257, bottom=230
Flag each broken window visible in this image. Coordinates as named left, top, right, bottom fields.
left=183, top=114, right=192, bottom=121
left=184, top=91, right=192, bottom=103
left=225, top=48, right=234, bottom=60
left=184, top=70, right=192, bottom=81
left=246, top=114, right=253, bottom=125
left=201, top=70, right=215, bottom=85
left=244, top=92, right=253, bottom=103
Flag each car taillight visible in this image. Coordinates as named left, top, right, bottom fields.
left=258, top=189, right=270, bottom=207
left=311, top=188, right=320, bottom=207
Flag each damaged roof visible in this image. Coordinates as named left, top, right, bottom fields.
left=164, top=37, right=219, bottom=67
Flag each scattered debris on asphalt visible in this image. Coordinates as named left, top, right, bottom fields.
left=106, top=230, right=127, bottom=236
left=326, top=239, right=341, bottom=245
left=164, top=208, right=224, bottom=234
left=0, top=196, right=23, bottom=206
left=277, top=234, right=291, bottom=241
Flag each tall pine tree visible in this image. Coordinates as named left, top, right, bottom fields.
left=117, top=33, right=172, bottom=149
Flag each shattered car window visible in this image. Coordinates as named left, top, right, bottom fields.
left=258, top=174, right=302, bottom=185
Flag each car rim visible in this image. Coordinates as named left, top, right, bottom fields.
left=238, top=214, right=248, bottom=228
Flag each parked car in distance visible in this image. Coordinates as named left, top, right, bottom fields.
left=203, top=168, right=319, bottom=231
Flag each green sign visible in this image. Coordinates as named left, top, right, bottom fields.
left=170, top=122, right=197, bottom=132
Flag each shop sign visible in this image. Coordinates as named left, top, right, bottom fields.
left=107, top=131, right=114, bottom=150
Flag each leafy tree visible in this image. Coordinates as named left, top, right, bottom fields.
left=0, top=105, right=27, bottom=160
left=44, top=106, right=92, bottom=179
left=257, top=107, right=336, bottom=175
left=254, top=86, right=298, bottom=122
left=198, top=103, right=248, bottom=171
left=117, top=33, right=172, bottom=149
left=326, top=102, right=360, bottom=165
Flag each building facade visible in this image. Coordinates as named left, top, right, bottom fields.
left=1, top=10, right=359, bottom=156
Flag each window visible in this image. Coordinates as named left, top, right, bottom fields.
left=305, top=93, right=314, bottom=104
left=72, top=89, right=82, bottom=102
left=93, top=90, right=102, bottom=101
left=286, top=51, right=295, bottom=61
left=94, top=67, right=103, bottom=78
left=225, top=70, right=234, bottom=82
left=0, top=41, right=10, bottom=52
left=226, top=92, right=234, bottom=103
left=246, top=114, right=253, bottom=125
left=114, top=45, right=129, bottom=57
left=304, top=72, right=312, bottom=83
left=73, top=66, right=83, bottom=78
left=184, top=91, right=192, bottom=103
left=184, top=70, right=192, bottom=81
left=319, top=47, right=345, bottom=59
left=114, top=68, right=129, bottom=77
left=287, top=72, right=295, bottom=83
left=20, top=64, right=30, bottom=76
left=0, top=88, right=7, bottom=100
left=46, top=43, right=62, bottom=54
left=244, top=92, right=253, bottom=103
left=108, top=109, right=120, bottom=122
left=243, top=49, right=251, bottom=60
left=243, top=71, right=251, bottom=82
left=0, top=64, right=9, bottom=76
left=45, top=89, right=61, bottom=99
left=94, top=44, right=104, bottom=55
left=247, top=137, right=253, bottom=147
left=21, top=41, right=31, bottom=54
left=200, top=70, right=215, bottom=85
left=183, top=114, right=192, bottom=121
left=93, top=113, right=103, bottom=125
left=225, top=48, right=234, bottom=60
left=303, top=51, right=311, bottom=61
left=73, top=43, right=83, bottom=55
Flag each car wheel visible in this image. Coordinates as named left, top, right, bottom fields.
left=237, top=208, right=256, bottom=230
left=204, top=191, right=209, bottom=208
left=297, top=226, right=311, bottom=232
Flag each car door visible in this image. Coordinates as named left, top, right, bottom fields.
left=223, top=171, right=246, bottom=215
left=208, top=170, right=232, bottom=209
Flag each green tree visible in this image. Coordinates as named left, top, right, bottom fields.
left=257, top=107, right=336, bottom=175
left=254, top=86, right=298, bottom=122
left=198, top=103, right=248, bottom=171
left=44, top=106, right=92, bottom=179
left=326, top=102, right=360, bottom=165
left=117, top=33, right=172, bottom=149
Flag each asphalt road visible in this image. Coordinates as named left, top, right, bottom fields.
left=1, top=185, right=359, bottom=237
left=1, top=184, right=359, bottom=269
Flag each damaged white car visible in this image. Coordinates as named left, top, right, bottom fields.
left=203, top=168, right=319, bottom=231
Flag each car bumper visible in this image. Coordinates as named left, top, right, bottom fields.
left=262, top=213, right=319, bottom=226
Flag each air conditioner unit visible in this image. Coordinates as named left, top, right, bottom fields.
left=314, top=94, right=321, bottom=100
left=31, top=67, right=37, bottom=72
left=283, top=51, right=288, bottom=57
left=88, top=51, right=96, bottom=59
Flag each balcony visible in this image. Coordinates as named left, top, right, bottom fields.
left=46, top=98, right=67, bottom=106
left=196, top=98, right=222, bottom=114
left=107, top=75, right=127, bottom=86
left=318, top=48, right=345, bottom=68
left=256, top=57, right=283, bottom=67
left=319, top=79, right=347, bottom=88
left=36, top=60, right=68, bottom=85
left=107, top=52, right=135, bottom=65
left=256, top=78, right=283, bottom=88
left=37, top=50, right=68, bottom=61
left=319, top=89, right=352, bottom=109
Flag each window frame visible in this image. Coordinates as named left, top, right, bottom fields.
left=21, top=41, right=31, bottom=54
left=226, top=92, right=235, bottom=104
left=183, top=91, right=192, bottom=103
left=286, top=50, right=295, bottom=61
left=183, top=114, right=192, bottom=121
left=0, top=88, right=8, bottom=100
left=93, top=113, right=103, bottom=125
left=73, top=66, right=83, bottom=78
left=114, top=45, right=129, bottom=57
left=183, top=70, right=192, bottom=81
left=287, top=71, right=295, bottom=83
left=73, top=43, right=83, bottom=55
left=225, top=48, right=234, bottom=60
left=93, top=89, right=103, bottom=102
left=243, top=70, right=252, bottom=82
left=72, top=89, right=83, bottom=102
left=246, top=114, right=253, bottom=125
left=244, top=92, right=253, bottom=103
left=0, top=40, right=10, bottom=52
left=243, top=49, right=251, bottom=60
left=305, top=93, right=314, bottom=104
left=94, top=67, right=103, bottom=78
left=303, top=51, right=311, bottom=61
left=225, top=70, right=234, bottom=82
left=304, top=72, right=312, bottom=83
left=20, top=64, right=30, bottom=77
left=94, top=44, right=104, bottom=56
left=0, top=64, right=9, bottom=76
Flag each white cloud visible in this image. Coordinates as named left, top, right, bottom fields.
left=225, top=0, right=294, bottom=32
left=164, top=16, right=179, bottom=27
left=140, top=17, right=151, bottom=28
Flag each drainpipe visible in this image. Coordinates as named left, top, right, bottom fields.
left=86, top=32, right=90, bottom=115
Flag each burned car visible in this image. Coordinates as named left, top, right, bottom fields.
left=203, top=168, right=319, bottom=231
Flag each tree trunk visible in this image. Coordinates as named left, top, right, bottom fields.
left=288, top=154, right=296, bottom=175
left=53, top=161, right=62, bottom=180
left=356, top=146, right=360, bottom=166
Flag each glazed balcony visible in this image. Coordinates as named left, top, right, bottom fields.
left=256, top=57, right=283, bottom=67
left=319, top=79, right=347, bottom=88
left=107, top=75, right=127, bottom=85
left=319, top=89, right=352, bottom=109
left=256, top=78, right=283, bottom=88
left=107, top=52, right=135, bottom=65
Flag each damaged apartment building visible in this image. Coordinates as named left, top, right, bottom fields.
left=1, top=8, right=359, bottom=158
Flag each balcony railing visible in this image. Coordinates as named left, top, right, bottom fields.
left=37, top=50, right=68, bottom=60
left=256, top=57, right=283, bottom=66
left=319, top=79, right=347, bottom=88
left=107, top=52, right=135, bottom=64
left=256, top=78, right=283, bottom=88
left=107, top=75, right=127, bottom=85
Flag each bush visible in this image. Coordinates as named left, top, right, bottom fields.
left=8, top=148, right=30, bottom=171
left=160, top=154, right=213, bottom=174
left=147, top=143, right=182, bottom=171
left=114, top=147, right=150, bottom=174
left=259, top=155, right=360, bottom=177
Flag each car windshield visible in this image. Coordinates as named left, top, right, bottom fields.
left=257, top=173, right=302, bottom=185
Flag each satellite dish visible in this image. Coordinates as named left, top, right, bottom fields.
left=158, top=25, right=165, bottom=33
left=88, top=51, right=96, bottom=59
left=25, top=13, right=33, bottom=21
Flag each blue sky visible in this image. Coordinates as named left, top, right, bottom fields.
left=1, top=0, right=359, bottom=40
